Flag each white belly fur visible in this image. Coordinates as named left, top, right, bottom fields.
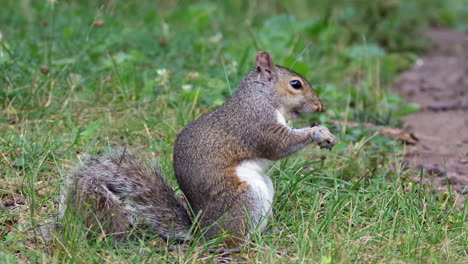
left=236, top=158, right=274, bottom=230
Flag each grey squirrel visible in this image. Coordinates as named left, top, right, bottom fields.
left=61, top=51, right=336, bottom=247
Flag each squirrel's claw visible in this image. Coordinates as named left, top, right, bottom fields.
left=311, top=125, right=337, bottom=150
left=318, top=138, right=336, bottom=150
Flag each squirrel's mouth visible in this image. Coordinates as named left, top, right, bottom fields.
left=294, top=103, right=325, bottom=117
left=292, top=107, right=313, bottom=119
left=290, top=103, right=322, bottom=120
left=291, top=109, right=305, bottom=120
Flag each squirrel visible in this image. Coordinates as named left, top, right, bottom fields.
left=60, top=51, right=337, bottom=247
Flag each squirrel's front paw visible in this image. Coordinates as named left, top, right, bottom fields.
left=310, top=126, right=337, bottom=150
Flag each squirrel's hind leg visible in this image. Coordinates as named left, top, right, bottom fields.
left=198, top=191, right=265, bottom=248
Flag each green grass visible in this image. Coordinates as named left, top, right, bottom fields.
left=1, top=0, right=467, bottom=263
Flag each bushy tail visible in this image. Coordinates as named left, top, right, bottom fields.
left=60, top=149, right=193, bottom=241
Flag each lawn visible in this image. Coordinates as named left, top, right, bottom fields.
left=1, top=0, right=467, bottom=263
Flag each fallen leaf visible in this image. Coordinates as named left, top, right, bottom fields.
left=378, top=128, right=418, bottom=144
left=327, top=120, right=375, bottom=128
left=328, top=120, right=418, bottom=144
left=0, top=217, right=17, bottom=237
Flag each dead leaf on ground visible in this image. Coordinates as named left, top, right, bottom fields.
left=328, top=120, right=418, bottom=144
left=327, top=120, right=375, bottom=128
left=378, top=128, right=418, bottom=145
left=0, top=216, right=18, bottom=238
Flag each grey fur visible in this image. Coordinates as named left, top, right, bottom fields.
left=61, top=51, right=336, bottom=245
left=61, top=149, right=192, bottom=241
left=174, top=52, right=336, bottom=243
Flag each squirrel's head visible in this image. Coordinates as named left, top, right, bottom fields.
left=255, top=51, right=325, bottom=120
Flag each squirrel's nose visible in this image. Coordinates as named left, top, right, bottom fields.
left=316, top=103, right=326, bottom=112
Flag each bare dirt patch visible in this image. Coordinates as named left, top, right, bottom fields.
left=395, top=29, right=468, bottom=194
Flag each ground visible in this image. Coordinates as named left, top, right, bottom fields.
left=1, top=1, right=467, bottom=262
left=395, top=29, right=468, bottom=194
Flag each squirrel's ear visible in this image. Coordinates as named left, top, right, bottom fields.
left=256, top=51, right=277, bottom=82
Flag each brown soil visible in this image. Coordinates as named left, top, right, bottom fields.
left=395, top=29, right=468, bottom=194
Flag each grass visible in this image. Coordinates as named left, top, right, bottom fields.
left=1, top=0, right=467, bottom=263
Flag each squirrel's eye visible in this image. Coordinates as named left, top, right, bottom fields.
left=290, top=80, right=302, bottom=89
